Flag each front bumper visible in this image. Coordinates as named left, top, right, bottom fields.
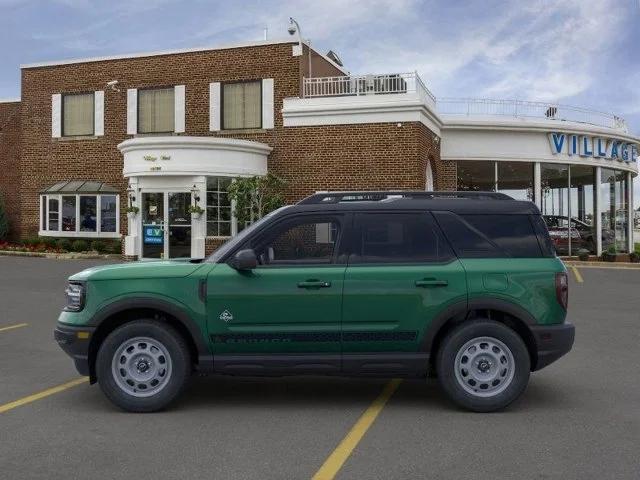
left=54, top=323, right=96, bottom=377
left=530, top=322, right=575, bottom=371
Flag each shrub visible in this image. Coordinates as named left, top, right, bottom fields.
left=630, top=252, right=640, bottom=263
left=576, top=249, right=589, bottom=261
left=108, top=239, right=122, bottom=254
left=23, top=236, right=40, bottom=247
left=39, top=237, right=58, bottom=249
left=0, top=193, right=9, bottom=241
left=91, top=240, right=107, bottom=253
left=71, top=239, right=88, bottom=252
left=57, top=238, right=72, bottom=251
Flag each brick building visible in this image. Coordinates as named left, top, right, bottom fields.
left=0, top=38, right=638, bottom=258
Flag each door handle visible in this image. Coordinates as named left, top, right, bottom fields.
left=297, top=280, right=332, bottom=289
left=415, top=279, right=448, bottom=288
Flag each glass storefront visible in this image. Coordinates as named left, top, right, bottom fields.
left=601, top=169, right=629, bottom=253
left=455, top=160, right=633, bottom=255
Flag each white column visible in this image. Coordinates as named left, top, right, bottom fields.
left=534, top=162, right=541, bottom=207
left=595, top=167, right=602, bottom=256
left=191, top=176, right=206, bottom=259
left=124, top=177, right=139, bottom=257
left=626, top=172, right=635, bottom=253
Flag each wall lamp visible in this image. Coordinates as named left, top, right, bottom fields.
left=191, top=184, right=201, bottom=203
left=126, top=185, right=136, bottom=204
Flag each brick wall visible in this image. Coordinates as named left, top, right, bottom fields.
left=0, top=101, right=21, bottom=239
left=16, top=41, right=446, bottom=250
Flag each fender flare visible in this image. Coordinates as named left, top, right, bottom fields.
left=89, top=297, right=211, bottom=363
left=421, top=297, right=537, bottom=353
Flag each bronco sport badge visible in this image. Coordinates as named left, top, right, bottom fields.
left=219, top=310, right=233, bottom=322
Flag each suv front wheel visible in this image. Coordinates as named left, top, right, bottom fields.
left=96, top=320, right=191, bottom=412
left=436, top=320, right=530, bottom=412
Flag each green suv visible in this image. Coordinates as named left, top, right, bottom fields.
left=54, top=191, right=574, bottom=413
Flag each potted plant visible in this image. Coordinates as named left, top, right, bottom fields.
left=188, top=204, right=205, bottom=219
left=576, top=248, right=589, bottom=261
left=125, top=206, right=139, bottom=219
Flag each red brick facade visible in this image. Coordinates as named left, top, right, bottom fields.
left=0, top=101, right=21, bottom=239
left=0, top=40, right=451, bottom=251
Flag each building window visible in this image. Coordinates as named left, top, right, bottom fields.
left=222, top=81, right=261, bottom=130
left=457, top=161, right=496, bottom=191
left=62, top=93, right=94, bottom=136
left=601, top=168, right=628, bottom=253
left=206, top=177, right=233, bottom=236
left=138, top=88, right=175, bottom=133
left=497, top=162, right=534, bottom=201
left=40, top=194, right=119, bottom=237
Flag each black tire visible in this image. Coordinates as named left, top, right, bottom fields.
left=436, top=319, right=530, bottom=412
left=96, top=320, right=191, bottom=412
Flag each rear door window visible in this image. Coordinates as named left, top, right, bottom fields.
left=350, top=212, right=454, bottom=264
left=434, top=212, right=543, bottom=258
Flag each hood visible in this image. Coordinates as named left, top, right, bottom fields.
left=69, top=259, right=206, bottom=282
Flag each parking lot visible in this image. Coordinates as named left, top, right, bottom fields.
left=1, top=256, right=639, bottom=479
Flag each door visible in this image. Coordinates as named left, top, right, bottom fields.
left=141, top=192, right=192, bottom=259
left=206, top=214, right=347, bottom=359
left=141, top=192, right=165, bottom=259
left=341, top=212, right=467, bottom=364
left=167, top=192, right=192, bottom=258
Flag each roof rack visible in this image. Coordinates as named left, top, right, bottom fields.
left=297, top=191, right=512, bottom=205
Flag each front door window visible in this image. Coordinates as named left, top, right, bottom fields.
left=141, top=192, right=192, bottom=259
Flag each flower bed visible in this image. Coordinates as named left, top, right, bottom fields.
left=0, top=237, right=121, bottom=255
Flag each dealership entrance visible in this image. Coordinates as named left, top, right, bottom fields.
left=140, top=192, right=192, bottom=259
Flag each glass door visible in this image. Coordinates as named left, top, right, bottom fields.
left=168, top=192, right=192, bottom=258
left=142, top=192, right=165, bottom=259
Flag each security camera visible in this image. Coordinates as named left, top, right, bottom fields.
left=287, top=24, right=297, bottom=35
left=106, top=80, right=120, bottom=92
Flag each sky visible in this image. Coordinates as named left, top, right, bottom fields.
left=1, top=0, right=639, bottom=197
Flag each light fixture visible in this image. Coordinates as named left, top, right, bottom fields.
left=126, top=185, right=136, bottom=203
left=191, top=184, right=201, bottom=203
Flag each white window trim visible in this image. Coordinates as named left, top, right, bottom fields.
left=55, top=92, right=99, bottom=138
left=205, top=176, right=237, bottom=238
left=39, top=193, right=121, bottom=238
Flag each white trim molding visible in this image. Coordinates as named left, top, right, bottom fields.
left=262, top=78, right=275, bottom=129
left=126, top=88, right=137, bottom=135
left=51, top=94, right=62, bottom=138
left=209, top=82, right=221, bottom=132
left=174, top=85, right=186, bottom=133
left=282, top=94, right=442, bottom=135
left=119, top=136, right=271, bottom=178
left=94, top=90, right=104, bottom=136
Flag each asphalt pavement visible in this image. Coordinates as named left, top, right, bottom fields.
left=0, top=256, right=639, bottom=479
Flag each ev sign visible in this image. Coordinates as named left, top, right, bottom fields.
left=548, top=132, right=638, bottom=163
left=143, top=226, right=164, bottom=245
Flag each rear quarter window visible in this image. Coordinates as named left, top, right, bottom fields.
left=434, top=212, right=545, bottom=258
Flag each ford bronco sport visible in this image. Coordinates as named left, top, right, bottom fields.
left=54, top=191, right=575, bottom=413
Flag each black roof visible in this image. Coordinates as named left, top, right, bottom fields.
left=40, top=180, right=119, bottom=194
left=289, top=191, right=540, bottom=215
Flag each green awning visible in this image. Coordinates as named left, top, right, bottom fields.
left=40, top=180, right=119, bottom=194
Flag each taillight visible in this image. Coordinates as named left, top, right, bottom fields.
left=555, top=272, right=568, bottom=310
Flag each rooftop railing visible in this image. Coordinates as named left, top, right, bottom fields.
left=301, top=74, right=628, bottom=133
left=302, top=72, right=436, bottom=106
left=436, top=97, right=628, bottom=132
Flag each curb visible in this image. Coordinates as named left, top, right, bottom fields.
left=563, top=260, right=640, bottom=269
left=0, top=250, right=121, bottom=260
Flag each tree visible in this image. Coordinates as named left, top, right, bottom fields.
left=0, top=192, right=9, bottom=241
left=227, top=174, right=287, bottom=227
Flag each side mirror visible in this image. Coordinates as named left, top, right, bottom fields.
left=229, top=249, right=257, bottom=271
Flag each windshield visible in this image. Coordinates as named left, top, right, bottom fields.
left=206, top=206, right=291, bottom=263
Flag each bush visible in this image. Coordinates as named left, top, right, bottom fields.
left=56, top=238, right=72, bottom=251
left=71, top=239, right=88, bottom=252
left=576, top=249, right=589, bottom=261
left=91, top=240, right=107, bottom=253
left=0, top=193, right=9, bottom=241
left=108, top=239, right=122, bottom=254
left=630, top=252, right=640, bottom=263
left=39, top=237, right=58, bottom=249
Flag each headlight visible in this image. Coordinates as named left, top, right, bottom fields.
left=64, top=282, right=85, bottom=312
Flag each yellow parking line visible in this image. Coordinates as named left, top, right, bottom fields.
left=570, top=266, right=584, bottom=283
left=0, top=377, right=88, bottom=414
left=312, top=379, right=402, bottom=480
left=0, top=323, right=28, bottom=333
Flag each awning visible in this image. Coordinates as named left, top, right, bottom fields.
left=40, top=180, right=119, bottom=194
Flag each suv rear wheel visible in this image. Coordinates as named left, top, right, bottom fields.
left=436, top=319, right=530, bottom=412
left=96, top=320, right=191, bottom=412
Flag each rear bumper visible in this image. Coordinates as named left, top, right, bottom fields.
left=54, top=323, right=95, bottom=377
left=530, top=322, right=575, bottom=371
